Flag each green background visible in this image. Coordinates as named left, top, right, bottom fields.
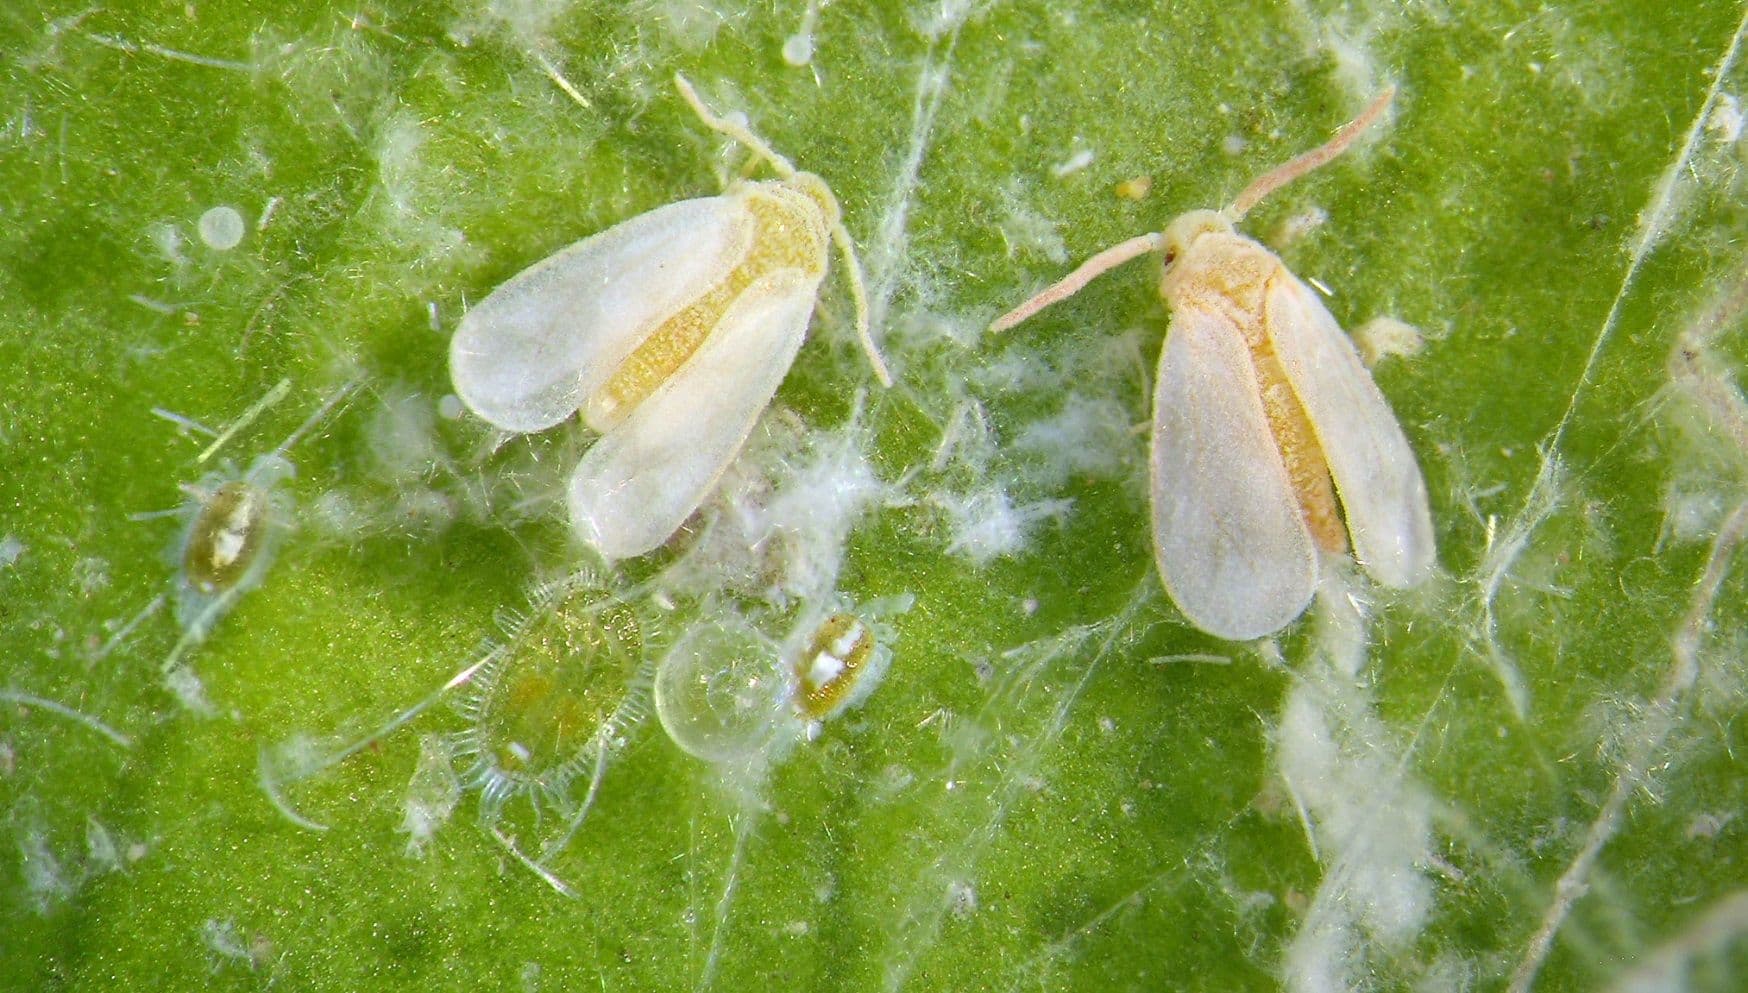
left=4, top=2, right=1748, bottom=990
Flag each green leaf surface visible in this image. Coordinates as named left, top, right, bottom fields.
left=5, top=2, right=1748, bottom=991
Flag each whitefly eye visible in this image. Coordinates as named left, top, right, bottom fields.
left=654, top=614, right=796, bottom=765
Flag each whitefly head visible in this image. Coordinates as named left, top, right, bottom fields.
left=786, top=171, right=841, bottom=229
left=989, top=87, right=1397, bottom=336
left=1158, top=209, right=1233, bottom=274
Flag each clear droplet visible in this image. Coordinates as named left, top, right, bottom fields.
left=655, top=615, right=794, bottom=764
left=197, top=205, right=246, bottom=250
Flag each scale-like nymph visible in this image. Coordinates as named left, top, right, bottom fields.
left=993, top=89, right=1435, bottom=640
left=450, top=74, right=892, bottom=561
left=448, top=584, right=646, bottom=834
left=146, top=379, right=359, bottom=678
left=258, top=577, right=648, bottom=893
left=792, top=611, right=889, bottom=723
left=172, top=456, right=293, bottom=637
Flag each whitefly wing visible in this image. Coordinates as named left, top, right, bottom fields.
left=1264, top=272, right=1435, bottom=588
left=568, top=267, right=819, bottom=560
left=1151, top=304, right=1319, bottom=640
left=450, top=196, right=753, bottom=433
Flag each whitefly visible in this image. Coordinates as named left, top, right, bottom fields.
left=449, top=74, right=893, bottom=563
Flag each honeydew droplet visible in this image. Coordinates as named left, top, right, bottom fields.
left=781, top=32, right=814, bottom=66
left=198, top=206, right=246, bottom=251
left=655, top=616, right=792, bottom=764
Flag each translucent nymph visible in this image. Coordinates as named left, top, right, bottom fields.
left=451, top=585, right=646, bottom=822
left=257, top=577, right=648, bottom=894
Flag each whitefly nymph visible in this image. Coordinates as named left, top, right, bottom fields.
left=786, top=595, right=909, bottom=736
left=171, top=454, right=294, bottom=638
left=146, top=380, right=359, bottom=678
left=449, top=74, right=892, bottom=562
left=258, top=577, right=649, bottom=892
left=448, top=582, right=647, bottom=836
left=792, top=611, right=887, bottom=724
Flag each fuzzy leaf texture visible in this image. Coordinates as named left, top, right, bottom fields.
left=3, top=2, right=1747, bottom=992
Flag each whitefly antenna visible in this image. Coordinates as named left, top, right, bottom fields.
left=989, top=233, right=1166, bottom=333
left=830, top=221, right=892, bottom=387
left=989, top=86, right=1397, bottom=333
left=673, top=73, right=798, bottom=179
left=673, top=73, right=893, bottom=388
left=1225, top=86, right=1396, bottom=222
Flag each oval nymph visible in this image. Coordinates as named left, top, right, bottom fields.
left=450, top=74, right=892, bottom=562
left=992, top=89, right=1435, bottom=641
left=793, top=612, right=884, bottom=722
left=256, top=575, right=649, bottom=893
left=173, top=454, right=294, bottom=634
left=153, top=380, right=359, bottom=680
left=449, top=584, right=647, bottom=828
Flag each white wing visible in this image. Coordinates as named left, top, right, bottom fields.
left=1151, top=304, right=1319, bottom=640
left=1265, top=272, right=1435, bottom=588
left=567, top=268, right=820, bottom=560
left=450, top=195, right=753, bottom=433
